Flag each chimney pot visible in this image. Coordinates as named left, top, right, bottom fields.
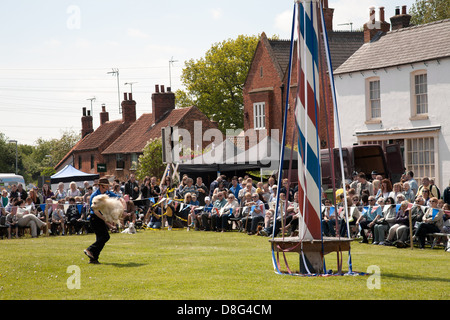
left=161, top=85, right=165, bottom=93
left=402, top=5, right=407, bottom=15
left=102, top=104, right=106, bottom=112
left=370, top=6, right=376, bottom=24
left=379, top=7, right=385, bottom=22
left=395, top=6, right=400, bottom=15
left=167, top=87, right=171, bottom=92
left=123, top=93, right=128, bottom=101
left=128, top=92, right=133, bottom=101
left=155, top=85, right=160, bottom=93
left=82, top=107, right=86, bottom=116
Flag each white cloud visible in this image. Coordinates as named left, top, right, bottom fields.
left=127, top=28, right=150, bottom=39
left=274, top=10, right=292, bottom=33
left=211, top=8, right=222, bottom=20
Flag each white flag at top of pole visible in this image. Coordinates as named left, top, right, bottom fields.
left=295, top=0, right=322, bottom=240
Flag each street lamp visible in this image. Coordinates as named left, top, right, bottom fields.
left=8, top=140, right=18, bottom=175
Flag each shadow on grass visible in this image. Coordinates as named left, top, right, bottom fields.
left=102, top=262, right=147, bottom=268
left=380, top=272, right=450, bottom=283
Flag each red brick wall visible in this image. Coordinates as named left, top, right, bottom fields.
left=243, top=37, right=283, bottom=135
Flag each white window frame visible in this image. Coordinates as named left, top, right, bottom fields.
left=357, top=130, right=440, bottom=187
left=253, top=102, right=266, bottom=130
left=365, top=77, right=381, bottom=123
left=130, top=153, right=138, bottom=171
left=410, top=70, right=428, bottom=120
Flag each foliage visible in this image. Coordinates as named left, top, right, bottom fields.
left=0, top=129, right=80, bottom=184
left=177, top=35, right=260, bottom=132
left=410, top=0, right=450, bottom=25
left=136, top=138, right=166, bottom=180
left=0, top=133, right=20, bottom=174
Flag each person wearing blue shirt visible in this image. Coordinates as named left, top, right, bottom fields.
left=356, top=196, right=383, bottom=244
left=228, top=176, right=242, bottom=204
left=84, top=178, right=123, bottom=264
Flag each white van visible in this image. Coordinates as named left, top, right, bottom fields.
left=0, top=174, right=26, bottom=192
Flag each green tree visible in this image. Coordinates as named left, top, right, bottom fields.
left=0, top=133, right=19, bottom=174
left=178, top=34, right=260, bottom=132
left=410, top=0, right=450, bottom=25
left=136, top=138, right=166, bottom=180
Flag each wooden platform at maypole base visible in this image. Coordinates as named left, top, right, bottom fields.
left=269, top=237, right=353, bottom=274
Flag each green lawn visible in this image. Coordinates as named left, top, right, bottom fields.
left=0, top=229, right=448, bottom=300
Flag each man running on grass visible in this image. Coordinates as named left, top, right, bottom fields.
left=84, top=178, right=124, bottom=264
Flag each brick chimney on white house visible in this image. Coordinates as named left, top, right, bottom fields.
left=390, top=5, right=412, bottom=31
left=363, top=6, right=391, bottom=43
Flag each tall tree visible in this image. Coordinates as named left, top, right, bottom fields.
left=136, top=138, right=166, bottom=180
left=410, top=0, right=450, bottom=25
left=177, top=35, right=259, bottom=132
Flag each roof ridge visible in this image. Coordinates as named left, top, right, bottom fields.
left=387, top=18, right=450, bottom=35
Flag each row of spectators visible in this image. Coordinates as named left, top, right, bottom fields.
left=1, top=170, right=449, bottom=251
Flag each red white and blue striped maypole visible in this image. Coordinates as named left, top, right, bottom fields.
left=296, top=0, right=322, bottom=241
left=270, top=0, right=355, bottom=276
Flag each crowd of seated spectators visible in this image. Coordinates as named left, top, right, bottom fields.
left=0, top=170, right=449, bottom=251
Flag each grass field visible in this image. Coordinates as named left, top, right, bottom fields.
left=0, top=229, right=448, bottom=300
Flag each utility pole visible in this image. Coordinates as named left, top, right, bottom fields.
left=169, top=57, right=178, bottom=89
left=107, top=68, right=121, bottom=113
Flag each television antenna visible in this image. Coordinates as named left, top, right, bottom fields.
left=124, top=82, right=138, bottom=94
left=169, top=57, right=178, bottom=89
left=107, top=68, right=121, bottom=113
left=338, top=22, right=353, bottom=32
left=86, top=97, right=96, bottom=116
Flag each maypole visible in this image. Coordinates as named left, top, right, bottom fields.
left=269, top=0, right=354, bottom=276
left=271, top=0, right=297, bottom=274
left=318, top=1, right=353, bottom=272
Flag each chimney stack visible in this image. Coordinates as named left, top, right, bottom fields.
left=99, top=104, right=109, bottom=125
left=152, top=84, right=175, bottom=124
left=321, top=0, right=334, bottom=32
left=363, top=6, right=391, bottom=43
left=390, top=5, right=411, bottom=31
left=81, top=107, right=93, bottom=138
left=121, top=92, right=136, bottom=124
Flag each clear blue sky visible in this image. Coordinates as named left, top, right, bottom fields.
left=0, top=0, right=416, bottom=145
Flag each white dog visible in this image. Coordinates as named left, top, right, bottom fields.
left=91, top=194, right=123, bottom=227
left=121, top=222, right=136, bottom=234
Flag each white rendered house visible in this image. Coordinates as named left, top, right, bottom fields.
left=334, top=18, right=450, bottom=189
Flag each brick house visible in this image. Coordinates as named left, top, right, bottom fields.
left=102, top=85, right=219, bottom=181
left=55, top=97, right=136, bottom=178
left=243, top=0, right=365, bottom=149
left=55, top=84, right=219, bottom=182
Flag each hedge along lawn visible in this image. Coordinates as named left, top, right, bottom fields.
left=0, top=229, right=448, bottom=300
